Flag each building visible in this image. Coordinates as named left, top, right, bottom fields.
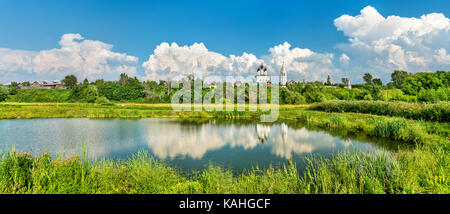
left=280, top=61, right=287, bottom=88
left=30, top=81, right=41, bottom=88
left=255, top=63, right=270, bottom=83
left=19, top=81, right=67, bottom=89
left=345, top=80, right=352, bottom=89
left=287, top=80, right=296, bottom=86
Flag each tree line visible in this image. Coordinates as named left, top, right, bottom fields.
left=0, top=70, right=448, bottom=104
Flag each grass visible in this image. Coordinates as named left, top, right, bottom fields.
left=0, top=102, right=448, bottom=194
left=0, top=148, right=447, bottom=194
left=6, top=89, right=71, bottom=103
left=310, top=100, right=450, bottom=122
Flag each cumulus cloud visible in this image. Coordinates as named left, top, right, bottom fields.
left=262, top=42, right=339, bottom=81
left=339, top=53, right=350, bottom=65
left=3, top=6, right=449, bottom=85
left=142, top=41, right=339, bottom=82
left=335, top=6, right=450, bottom=82
left=142, top=42, right=263, bottom=82
left=0, top=33, right=138, bottom=83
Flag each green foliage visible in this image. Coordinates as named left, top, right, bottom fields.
left=310, top=100, right=450, bottom=122
left=391, top=70, right=409, bottom=88
left=417, top=88, right=449, bottom=103
left=281, top=88, right=306, bottom=104
left=94, top=96, right=112, bottom=105
left=4, top=70, right=449, bottom=104
left=0, top=86, right=8, bottom=102
left=0, top=148, right=446, bottom=194
left=381, top=89, right=417, bottom=102
left=7, top=89, right=71, bottom=102
left=61, top=75, right=77, bottom=88
left=400, top=71, right=449, bottom=95
left=81, top=85, right=99, bottom=103
left=373, top=78, right=382, bottom=86
left=363, top=73, right=373, bottom=84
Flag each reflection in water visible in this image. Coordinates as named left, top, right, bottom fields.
left=256, top=124, right=271, bottom=144
left=145, top=122, right=320, bottom=160
left=0, top=118, right=399, bottom=172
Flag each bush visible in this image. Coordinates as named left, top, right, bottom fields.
left=81, top=85, right=99, bottom=103
left=7, top=89, right=71, bottom=103
left=0, top=86, right=7, bottom=102
left=310, top=100, right=450, bottom=122
left=417, top=88, right=449, bottom=103
left=381, top=89, right=417, bottom=102
left=95, top=96, right=112, bottom=105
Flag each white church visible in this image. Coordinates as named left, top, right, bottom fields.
left=255, top=62, right=287, bottom=87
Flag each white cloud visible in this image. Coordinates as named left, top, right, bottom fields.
left=142, top=41, right=339, bottom=82
left=335, top=6, right=450, bottom=82
left=0, top=33, right=138, bottom=83
left=142, top=42, right=263, bottom=81
left=3, top=6, right=449, bottom=85
left=339, top=53, right=350, bottom=65
left=262, top=42, right=339, bottom=81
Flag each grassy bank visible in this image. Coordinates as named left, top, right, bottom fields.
left=6, top=89, right=71, bottom=103
left=0, top=148, right=447, bottom=194
left=1, top=103, right=447, bottom=141
left=310, top=100, right=450, bottom=122
left=0, top=103, right=448, bottom=194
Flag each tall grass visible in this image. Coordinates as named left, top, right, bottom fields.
left=0, top=149, right=447, bottom=194
left=310, top=100, right=450, bottom=122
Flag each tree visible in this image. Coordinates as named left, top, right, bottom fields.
left=81, top=85, right=99, bottom=103
left=62, top=75, right=78, bottom=88
left=341, top=78, right=349, bottom=85
left=22, top=81, right=30, bottom=87
left=0, top=85, right=8, bottom=102
left=82, top=78, right=89, bottom=86
left=118, top=73, right=130, bottom=86
left=373, top=78, right=383, bottom=86
left=7, top=82, right=19, bottom=95
left=391, top=70, right=409, bottom=88
left=363, top=73, right=373, bottom=84
left=8, top=82, right=18, bottom=88
left=401, top=71, right=448, bottom=95
left=326, top=75, right=332, bottom=85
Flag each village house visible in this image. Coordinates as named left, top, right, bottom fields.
left=19, top=81, right=67, bottom=89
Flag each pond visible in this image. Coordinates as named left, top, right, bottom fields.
left=0, top=118, right=402, bottom=173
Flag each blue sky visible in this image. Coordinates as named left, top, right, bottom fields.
left=0, top=0, right=449, bottom=83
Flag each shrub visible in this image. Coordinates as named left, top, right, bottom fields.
left=81, top=85, right=99, bottom=103
left=0, top=86, right=7, bottom=102
left=417, top=88, right=449, bottom=103
left=310, top=100, right=449, bottom=122
left=7, top=89, right=71, bottom=103
left=95, top=96, right=112, bottom=105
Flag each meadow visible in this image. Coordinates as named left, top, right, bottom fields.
left=0, top=102, right=448, bottom=194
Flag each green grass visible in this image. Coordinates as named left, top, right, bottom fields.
left=0, top=103, right=448, bottom=194
left=0, top=148, right=447, bottom=194
left=310, top=100, right=450, bottom=122
left=7, top=89, right=71, bottom=103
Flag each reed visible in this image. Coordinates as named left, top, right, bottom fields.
left=310, top=100, right=450, bottom=122
left=0, top=149, right=447, bottom=194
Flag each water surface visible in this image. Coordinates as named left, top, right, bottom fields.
left=0, top=118, right=400, bottom=173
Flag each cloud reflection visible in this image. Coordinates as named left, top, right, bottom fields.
left=144, top=120, right=337, bottom=160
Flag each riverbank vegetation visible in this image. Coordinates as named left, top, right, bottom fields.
left=0, top=102, right=448, bottom=194
left=0, top=69, right=448, bottom=194
left=0, top=102, right=448, bottom=141
left=0, top=147, right=447, bottom=194
left=1, top=70, right=449, bottom=104
left=310, top=100, right=449, bottom=122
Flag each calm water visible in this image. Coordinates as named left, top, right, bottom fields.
left=0, top=118, right=400, bottom=173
